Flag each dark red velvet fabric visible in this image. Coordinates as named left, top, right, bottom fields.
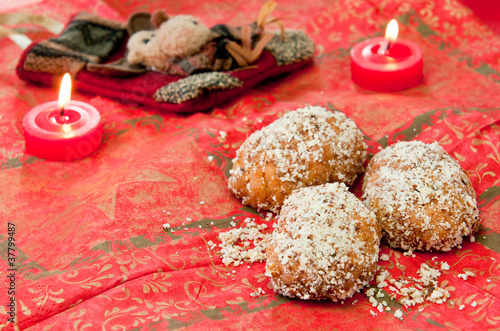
left=16, top=32, right=312, bottom=113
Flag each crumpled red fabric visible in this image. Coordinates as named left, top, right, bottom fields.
left=1, top=0, right=499, bottom=330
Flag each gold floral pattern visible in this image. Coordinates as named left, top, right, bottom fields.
left=443, top=0, right=472, bottom=19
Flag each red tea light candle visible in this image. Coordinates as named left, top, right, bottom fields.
left=23, top=73, right=102, bottom=161
left=350, top=19, right=423, bottom=92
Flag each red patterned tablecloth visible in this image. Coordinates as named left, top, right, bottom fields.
left=1, top=0, right=500, bottom=330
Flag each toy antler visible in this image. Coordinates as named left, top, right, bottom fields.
left=225, top=0, right=285, bottom=67
left=256, top=0, right=285, bottom=39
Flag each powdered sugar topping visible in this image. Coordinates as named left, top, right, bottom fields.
left=231, top=106, right=365, bottom=184
left=363, top=140, right=479, bottom=251
left=266, top=182, right=380, bottom=300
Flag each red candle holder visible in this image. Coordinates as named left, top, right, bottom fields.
left=23, top=100, right=102, bottom=161
left=350, top=37, right=423, bottom=92
left=351, top=20, right=423, bottom=92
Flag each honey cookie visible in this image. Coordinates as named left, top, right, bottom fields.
left=362, top=141, right=480, bottom=251
left=265, top=183, right=381, bottom=301
left=228, top=106, right=366, bottom=212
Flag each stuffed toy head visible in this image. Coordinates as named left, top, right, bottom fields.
left=126, top=14, right=213, bottom=71
left=126, top=30, right=166, bottom=71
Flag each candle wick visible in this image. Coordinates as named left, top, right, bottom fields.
left=60, top=105, right=65, bottom=117
left=381, top=41, right=392, bottom=55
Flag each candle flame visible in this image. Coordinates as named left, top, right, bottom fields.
left=385, top=19, right=398, bottom=43
left=58, top=73, right=72, bottom=110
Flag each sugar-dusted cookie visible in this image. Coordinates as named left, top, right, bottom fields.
left=228, top=106, right=366, bottom=212
left=362, top=141, right=480, bottom=251
left=266, top=183, right=381, bottom=301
